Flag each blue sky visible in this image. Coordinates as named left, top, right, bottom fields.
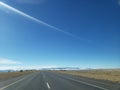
left=0, top=0, right=120, bottom=70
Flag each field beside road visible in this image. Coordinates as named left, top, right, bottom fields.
left=55, top=69, right=120, bottom=83
left=0, top=71, right=34, bottom=80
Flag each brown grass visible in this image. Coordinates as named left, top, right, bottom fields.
left=0, top=71, right=34, bottom=80
left=55, top=69, right=120, bottom=83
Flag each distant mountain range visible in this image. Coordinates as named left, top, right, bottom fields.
left=0, top=68, right=119, bottom=71
left=0, top=70, right=14, bottom=72
left=0, top=67, right=81, bottom=71
left=41, top=67, right=81, bottom=70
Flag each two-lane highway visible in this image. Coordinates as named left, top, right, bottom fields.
left=0, top=71, right=119, bottom=90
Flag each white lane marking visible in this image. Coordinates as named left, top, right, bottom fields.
left=46, top=82, right=50, bottom=89
left=0, top=75, right=29, bottom=90
left=64, top=77, right=109, bottom=90
left=59, top=73, right=110, bottom=86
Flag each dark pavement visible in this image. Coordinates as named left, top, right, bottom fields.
left=0, top=71, right=119, bottom=90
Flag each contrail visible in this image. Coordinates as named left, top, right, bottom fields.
left=0, top=1, right=82, bottom=40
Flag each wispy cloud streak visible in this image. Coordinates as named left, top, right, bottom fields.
left=0, top=58, right=21, bottom=64
left=16, top=0, right=45, bottom=4
left=118, top=0, right=120, bottom=6
left=0, top=1, right=82, bottom=40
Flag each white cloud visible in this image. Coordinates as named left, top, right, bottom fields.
left=0, top=65, right=57, bottom=70
left=0, top=58, right=22, bottom=65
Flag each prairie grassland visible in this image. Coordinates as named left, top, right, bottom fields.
left=0, top=71, right=34, bottom=80
left=56, top=69, right=120, bottom=83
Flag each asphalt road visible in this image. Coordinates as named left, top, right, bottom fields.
left=0, top=71, right=119, bottom=90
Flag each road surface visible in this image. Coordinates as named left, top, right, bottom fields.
left=0, top=71, right=119, bottom=90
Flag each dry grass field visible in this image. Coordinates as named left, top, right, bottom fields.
left=56, top=69, right=120, bottom=83
left=0, top=71, right=34, bottom=80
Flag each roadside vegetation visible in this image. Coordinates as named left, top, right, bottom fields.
left=0, top=70, right=36, bottom=80
left=55, top=69, right=120, bottom=83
